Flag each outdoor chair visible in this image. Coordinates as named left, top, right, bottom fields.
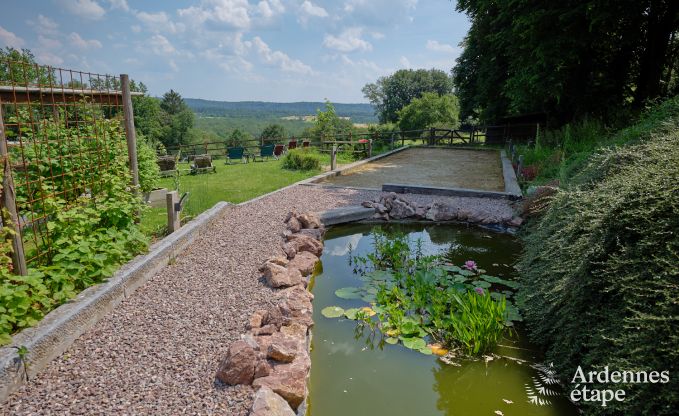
left=157, top=155, right=178, bottom=177
left=273, top=144, right=285, bottom=159
left=288, top=140, right=297, bottom=150
left=190, top=154, right=216, bottom=174
left=302, top=141, right=310, bottom=148
left=226, top=146, right=248, bottom=164
left=252, top=143, right=275, bottom=162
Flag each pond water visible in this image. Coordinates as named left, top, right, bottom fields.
left=307, top=223, right=578, bottom=416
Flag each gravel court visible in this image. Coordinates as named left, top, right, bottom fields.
left=3, top=185, right=514, bottom=415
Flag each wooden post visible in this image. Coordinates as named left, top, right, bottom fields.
left=331, top=144, right=337, bottom=171
left=517, top=155, right=524, bottom=180
left=166, top=191, right=180, bottom=233
left=367, top=139, right=373, bottom=158
left=120, top=74, right=139, bottom=192
left=0, top=104, right=28, bottom=275
left=429, top=127, right=435, bottom=146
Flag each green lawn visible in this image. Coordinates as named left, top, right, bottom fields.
left=140, top=159, right=319, bottom=237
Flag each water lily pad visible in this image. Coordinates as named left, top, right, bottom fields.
left=479, top=274, right=519, bottom=289
left=451, top=274, right=468, bottom=283
left=418, top=346, right=433, bottom=355
left=321, top=306, right=345, bottom=318
left=344, top=308, right=360, bottom=320
left=335, top=287, right=363, bottom=299
left=471, top=280, right=492, bottom=289
left=400, top=320, right=420, bottom=335
left=402, top=337, right=426, bottom=350
left=459, top=269, right=477, bottom=277
left=441, top=265, right=463, bottom=273
left=385, top=337, right=398, bottom=345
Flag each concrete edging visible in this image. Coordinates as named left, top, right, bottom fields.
left=307, top=145, right=410, bottom=184
left=0, top=201, right=232, bottom=403
left=382, top=183, right=521, bottom=200
left=501, top=150, right=522, bottom=198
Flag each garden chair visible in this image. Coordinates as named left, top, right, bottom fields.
left=157, top=155, right=178, bottom=178
left=302, top=140, right=310, bottom=148
left=252, top=143, right=275, bottom=162
left=190, top=154, right=216, bottom=174
left=273, top=144, right=285, bottom=159
left=288, top=139, right=297, bottom=150
left=226, top=146, right=248, bottom=164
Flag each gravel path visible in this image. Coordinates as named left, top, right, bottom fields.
left=3, top=185, right=513, bottom=415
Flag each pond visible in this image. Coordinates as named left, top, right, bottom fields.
left=307, top=223, right=578, bottom=416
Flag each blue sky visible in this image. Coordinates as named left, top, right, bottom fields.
left=0, top=0, right=470, bottom=102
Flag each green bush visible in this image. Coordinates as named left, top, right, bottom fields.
left=517, top=127, right=679, bottom=414
left=281, top=148, right=322, bottom=171
left=137, top=136, right=160, bottom=193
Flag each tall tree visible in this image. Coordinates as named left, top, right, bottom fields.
left=159, top=89, right=194, bottom=147
left=362, top=69, right=454, bottom=123
left=397, top=93, right=460, bottom=132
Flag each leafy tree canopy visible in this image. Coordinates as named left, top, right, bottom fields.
left=397, top=93, right=460, bottom=132
left=362, top=69, right=454, bottom=124
left=260, top=123, right=286, bottom=140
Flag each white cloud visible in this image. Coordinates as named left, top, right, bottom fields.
left=323, top=27, right=372, bottom=53
left=342, top=0, right=417, bottom=26
left=178, top=0, right=252, bottom=30
left=257, top=0, right=284, bottom=19
left=136, top=11, right=183, bottom=34
left=59, top=0, right=106, bottom=20
left=131, top=25, right=141, bottom=33
left=69, top=32, right=103, bottom=49
left=371, top=32, right=385, bottom=40
left=107, top=0, right=129, bottom=11
left=148, top=34, right=176, bottom=55
left=35, top=51, right=64, bottom=66
left=399, top=56, right=411, bottom=68
left=0, top=26, right=25, bottom=49
left=299, top=1, right=328, bottom=22
left=252, top=36, right=313, bottom=75
left=426, top=40, right=456, bottom=54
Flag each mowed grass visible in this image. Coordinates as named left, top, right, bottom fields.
left=140, top=159, right=319, bottom=237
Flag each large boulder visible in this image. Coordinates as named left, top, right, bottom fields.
left=389, top=198, right=416, bottom=219
left=252, top=352, right=311, bottom=410
left=286, top=234, right=323, bottom=257
left=260, top=261, right=302, bottom=288
left=277, top=285, right=314, bottom=328
left=287, top=251, right=319, bottom=277
left=425, top=202, right=458, bottom=221
left=250, top=387, right=296, bottom=416
left=296, top=212, right=322, bottom=229
left=216, top=340, right=257, bottom=385
left=294, top=228, right=324, bottom=241
left=267, top=331, right=303, bottom=363
left=286, top=216, right=302, bottom=233
left=281, top=242, right=296, bottom=259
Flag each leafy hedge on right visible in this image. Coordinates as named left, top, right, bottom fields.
left=517, top=106, right=679, bottom=415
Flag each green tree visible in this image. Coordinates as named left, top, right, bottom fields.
left=310, top=100, right=353, bottom=139
left=159, top=90, right=194, bottom=148
left=397, top=93, right=460, bottom=132
left=227, top=128, right=251, bottom=147
left=260, top=123, right=286, bottom=140
left=362, top=69, right=454, bottom=123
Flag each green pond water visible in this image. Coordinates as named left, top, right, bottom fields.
left=307, top=223, right=578, bottom=416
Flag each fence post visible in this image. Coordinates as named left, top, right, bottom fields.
left=120, top=74, right=139, bottom=193
left=517, top=155, right=524, bottom=180
left=331, top=144, right=337, bottom=170
left=390, top=133, right=395, bottom=150
left=429, top=127, right=435, bottom=146
left=166, top=191, right=181, bottom=233
left=367, top=139, right=373, bottom=158
left=0, top=104, right=28, bottom=275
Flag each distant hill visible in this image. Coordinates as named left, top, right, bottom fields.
left=184, top=99, right=377, bottom=124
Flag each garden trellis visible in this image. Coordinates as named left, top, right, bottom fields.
left=0, top=58, right=141, bottom=273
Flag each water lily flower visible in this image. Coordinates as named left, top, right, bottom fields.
left=474, top=287, right=485, bottom=296
left=464, top=260, right=477, bottom=270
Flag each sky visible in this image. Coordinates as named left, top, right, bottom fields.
left=0, top=0, right=470, bottom=103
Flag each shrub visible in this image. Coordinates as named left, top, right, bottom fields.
left=281, top=148, right=322, bottom=171
left=137, top=136, right=160, bottom=193
left=517, top=129, right=679, bottom=415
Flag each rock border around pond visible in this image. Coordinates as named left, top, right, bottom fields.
left=216, top=212, right=324, bottom=415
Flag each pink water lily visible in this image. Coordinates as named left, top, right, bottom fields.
left=464, top=260, right=477, bottom=271
left=474, top=287, right=485, bottom=296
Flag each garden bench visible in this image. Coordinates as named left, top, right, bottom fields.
left=157, top=155, right=178, bottom=177
left=190, top=154, right=216, bottom=174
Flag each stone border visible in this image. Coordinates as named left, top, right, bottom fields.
left=500, top=150, right=522, bottom=197
left=306, top=145, right=410, bottom=185
left=382, top=183, right=519, bottom=200
left=0, top=201, right=231, bottom=403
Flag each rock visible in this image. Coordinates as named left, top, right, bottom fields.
left=372, top=213, right=384, bottom=219
left=250, top=386, right=296, bottom=416
left=508, top=216, right=524, bottom=227
left=263, top=307, right=285, bottom=329
left=252, top=353, right=310, bottom=410
left=295, top=228, right=324, bottom=241
left=254, top=360, right=273, bottom=380
left=414, top=205, right=427, bottom=219
left=241, top=333, right=260, bottom=350
left=267, top=332, right=301, bottom=363
left=467, top=212, right=485, bottom=223
left=287, top=234, right=323, bottom=257
left=284, top=211, right=296, bottom=223
left=481, top=215, right=498, bottom=224
left=247, top=309, right=269, bottom=330
left=282, top=242, right=296, bottom=259
left=255, top=335, right=273, bottom=353
left=277, top=286, right=314, bottom=328
left=361, top=201, right=374, bottom=208
left=261, top=261, right=302, bottom=288
left=389, top=198, right=416, bottom=219
left=457, top=209, right=471, bottom=221
left=286, top=216, right=302, bottom=233
left=216, top=340, right=257, bottom=385
left=280, top=321, right=308, bottom=339
left=425, top=202, right=458, bottom=221
left=296, top=212, right=321, bottom=229
left=287, top=251, right=319, bottom=277
left=374, top=203, right=387, bottom=214
left=253, top=324, right=277, bottom=336
left=265, top=256, right=289, bottom=267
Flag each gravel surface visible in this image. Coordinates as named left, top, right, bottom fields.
left=3, top=185, right=514, bottom=415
